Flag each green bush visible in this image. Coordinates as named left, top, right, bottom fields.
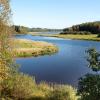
left=78, top=74, right=100, bottom=100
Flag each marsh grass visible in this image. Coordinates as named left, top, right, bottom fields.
left=32, top=33, right=100, bottom=41
left=13, top=39, right=58, bottom=57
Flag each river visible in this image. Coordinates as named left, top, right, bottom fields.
left=15, top=34, right=100, bottom=87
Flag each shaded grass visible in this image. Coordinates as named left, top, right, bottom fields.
left=13, top=39, right=58, bottom=57
left=31, top=33, right=100, bottom=41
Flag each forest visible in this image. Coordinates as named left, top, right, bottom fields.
left=61, top=21, right=100, bottom=35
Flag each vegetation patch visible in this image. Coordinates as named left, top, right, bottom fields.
left=55, top=34, right=100, bottom=41
left=13, top=39, right=58, bottom=57
left=32, top=33, right=100, bottom=41
left=63, top=21, right=100, bottom=34
left=0, top=73, right=78, bottom=100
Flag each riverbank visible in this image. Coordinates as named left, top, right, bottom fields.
left=31, top=33, right=100, bottom=41
left=13, top=39, right=58, bottom=57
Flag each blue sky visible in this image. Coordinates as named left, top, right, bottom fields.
left=11, top=0, right=100, bottom=29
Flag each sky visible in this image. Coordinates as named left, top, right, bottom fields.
left=10, top=0, right=100, bottom=29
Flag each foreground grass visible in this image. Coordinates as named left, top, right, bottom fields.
left=13, top=39, right=58, bottom=57
left=0, top=73, right=79, bottom=100
left=32, top=33, right=100, bottom=41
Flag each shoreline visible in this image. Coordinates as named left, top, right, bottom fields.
left=31, top=33, right=100, bottom=42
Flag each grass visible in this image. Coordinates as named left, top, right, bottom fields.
left=1, top=73, right=79, bottom=100
left=31, top=33, right=100, bottom=41
left=13, top=39, right=58, bottom=57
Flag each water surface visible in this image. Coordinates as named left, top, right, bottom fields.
left=15, top=34, right=100, bottom=87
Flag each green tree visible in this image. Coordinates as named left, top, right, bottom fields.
left=14, top=25, right=29, bottom=33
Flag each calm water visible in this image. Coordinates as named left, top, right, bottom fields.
left=15, top=34, right=100, bottom=87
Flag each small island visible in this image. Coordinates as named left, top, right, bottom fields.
left=13, top=39, right=58, bottom=57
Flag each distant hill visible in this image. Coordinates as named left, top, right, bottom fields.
left=61, top=21, right=100, bottom=34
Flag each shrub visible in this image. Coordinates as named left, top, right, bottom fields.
left=78, top=74, right=100, bottom=100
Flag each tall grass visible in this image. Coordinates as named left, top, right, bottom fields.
left=0, top=73, right=78, bottom=100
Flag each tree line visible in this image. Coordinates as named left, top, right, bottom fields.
left=61, top=21, right=100, bottom=35
left=13, top=25, right=62, bottom=34
left=13, top=25, right=29, bottom=33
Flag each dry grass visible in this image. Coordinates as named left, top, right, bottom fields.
left=13, top=39, right=58, bottom=57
